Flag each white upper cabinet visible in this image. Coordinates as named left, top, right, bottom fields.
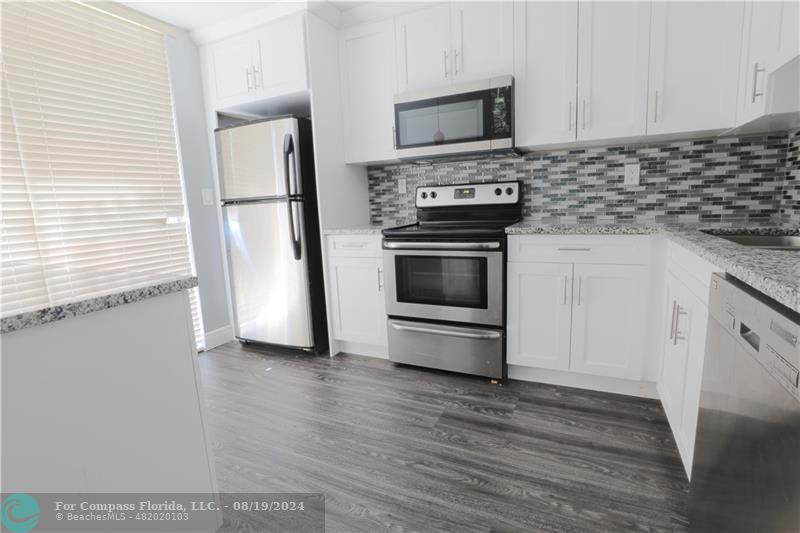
left=204, top=15, right=308, bottom=110
left=451, top=2, right=514, bottom=81
left=736, top=0, right=800, bottom=125
left=569, top=263, right=649, bottom=380
left=507, top=262, right=573, bottom=371
left=339, top=20, right=397, bottom=164
left=513, top=1, right=578, bottom=147
left=395, top=2, right=513, bottom=91
left=395, top=4, right=452, bottom=91
left=252, top=15, right=308, bottom=97
left=648, top=2, right=744, bottom=135
left=576, top=2, right=650, bottom=141
left=208, top=31, right=260, bottom=106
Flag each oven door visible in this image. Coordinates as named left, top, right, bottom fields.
left=383, top=242, right=503, bottom=326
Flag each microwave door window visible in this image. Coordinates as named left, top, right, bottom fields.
left=396, top=256, right=487, bottom=309
left=438, top=99, right=483, bottom=142
left=398, top=105, right=440, bottom=146
left=397, top=95, right=487, bottom=148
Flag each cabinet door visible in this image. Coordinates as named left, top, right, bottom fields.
left=737, top=0, right=800, bottom=124
left=658, top=274, right=709, bottom=476
left=513, top=1, right=578, bottom=147
left=676, top=283, right=708, bottom=472
left=658, top=274, right=689, bottom=441
left=648, top=2, right=743, bottom=135
left=329, top=257, right=387, bottom=346
left=339, top=20, right=397, bottom=164
left=507, top=263, right=573, bottom=371
left=451, top=2, right=514, bottom=81
left=253, top=15, right=308, bottom=98
left=570, top=264, right=649, bottom=380
left=209, top=32, right=258, bottom=106
left=395, top=4, right=452, bottom=91
left=576, top=2, right=650, bottom=140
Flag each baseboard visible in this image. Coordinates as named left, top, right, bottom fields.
left=508, top=365, right=659, bottom=399
left=333, top=340, right=388, bottom=359
left=204, top=325, right=234, bottom=350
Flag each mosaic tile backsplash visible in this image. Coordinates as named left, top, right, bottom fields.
left=782, top=129, right=800, bottom=225
left=368, top=131, right=800, bottom=225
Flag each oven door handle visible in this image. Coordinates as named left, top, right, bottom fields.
left=390, top=322, right=502, bottom=340
left=383, top=241, right=500, bottom=250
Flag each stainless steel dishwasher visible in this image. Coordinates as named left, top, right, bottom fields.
left=690, top=273, right=800, bottom=532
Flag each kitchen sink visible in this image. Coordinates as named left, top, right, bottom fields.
left=702, top=231, right=800, bottom=251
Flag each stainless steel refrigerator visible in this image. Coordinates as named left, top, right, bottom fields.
left=215, top=116, right=327, bottom=352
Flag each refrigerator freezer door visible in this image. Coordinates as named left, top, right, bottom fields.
left=222, top=200, right=314, bottom=348
left=216, top=118, right=302, bottom=201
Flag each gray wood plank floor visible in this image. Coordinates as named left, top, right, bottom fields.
left=199, top=342, right=689, bottom=533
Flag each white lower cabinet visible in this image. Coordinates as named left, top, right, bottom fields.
left=570, top=264, right=649, bottom=380
left=507, top=262, right=573, bottom=371
left=658, top=269, right=710, bottom=477
left=507, top=237, right=651, bottom=382
left=328, top=254, right=386, bottom=347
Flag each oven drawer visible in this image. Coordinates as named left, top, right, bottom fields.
left=387, top=319, right=504, bottom=379
left=508, top=235, right=651, bottom=265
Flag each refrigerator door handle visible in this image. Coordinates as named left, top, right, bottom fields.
left=283, top=134, right=301, bottom=260
left=283, top=133, right=300, bottom=196
left=289, top=199, right=302, bottom=261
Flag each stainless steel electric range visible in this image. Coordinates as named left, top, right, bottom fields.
left=382, top=181, right=522, bottom=379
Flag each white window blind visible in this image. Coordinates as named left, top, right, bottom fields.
left=1, top=1, right=205, bottom=349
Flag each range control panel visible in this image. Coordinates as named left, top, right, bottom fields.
left=416, top=181, right=520, bottom=208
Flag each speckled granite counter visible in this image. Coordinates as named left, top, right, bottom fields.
left=1, top=276, right=199, bottom=334
left=507, top=222, right=800, bottom=314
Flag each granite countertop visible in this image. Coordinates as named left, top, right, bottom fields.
left=1, top=276, right=199, bottom=334
left=506, top=221, right=800, bottom=313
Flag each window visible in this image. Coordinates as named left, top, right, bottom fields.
left=1, top=1, right=205, bottom=349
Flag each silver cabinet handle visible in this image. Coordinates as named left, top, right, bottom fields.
left=443, top=50, right=449, bottom=78
left=568, top=101, right=573, bottom=131
left=383, top=241, right=500, bottom=250
left=673, top=304, right=688, bottom=345
left=577, top=276, right=582, bottom=306
left=653, top=90, right=659, bottom=123
left=246, top=67, right=253, bottom=91
left=454, top=48, right=460, bottom=75
left=339, top=242, right=366, bottom=249
left=391, top=322, right=501, bottom=340
left=377, top=267, right=383, bottom=291
left=581, top=100, right=587, bottom=130
left=557, top=247, right=591, bottom=252
left=752, top=63, right=765, bottom=102
left=563, top=275, right=568, bottom=305
left=392, top=125, right=397, bottom=149
left=669, top=300, right=677, bottom=340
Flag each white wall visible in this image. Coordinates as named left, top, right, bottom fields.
left=166, top=29, right=232, bottom=347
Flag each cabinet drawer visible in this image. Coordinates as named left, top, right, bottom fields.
left=508, top=235, right=652, bottom=265
left=328, top=234, right=382, bottom=258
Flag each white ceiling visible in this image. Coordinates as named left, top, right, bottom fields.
left=119, top=1, right=367, bottom=31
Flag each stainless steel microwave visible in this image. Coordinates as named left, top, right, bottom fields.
left=393, top=75, right=514, bottom=160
